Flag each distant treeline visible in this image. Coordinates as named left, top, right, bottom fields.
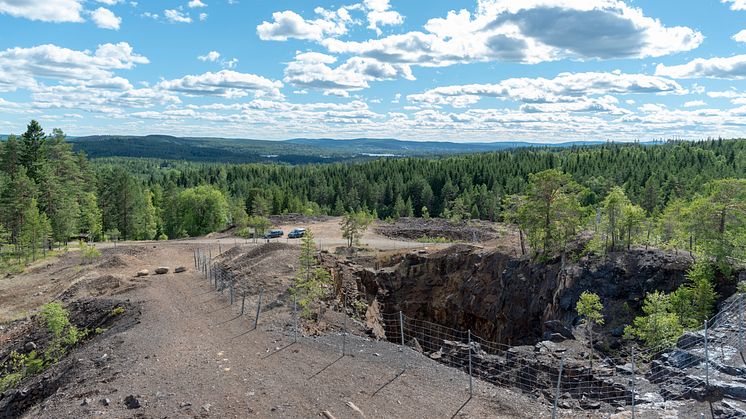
left=103, top=137, right=744, bottom=222
left=1, top=120, right=744, bottom=262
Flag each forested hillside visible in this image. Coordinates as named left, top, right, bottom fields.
left=1, top=120, right=745, bottom=273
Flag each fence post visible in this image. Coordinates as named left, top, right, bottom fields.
left=468, top=329, right=473, bottom=397
left=631, top=350, right=636, bottom=419
left=342, top=292, right=348, bottom=357
left=399, top=311, right=405, bottom=348
left=293, top=293, right=298, bottom=343
left=704, top=319, right=709, bottom=387
left=552, top=357, right=564, bottom=419
left=240, top=291, right=246, bottom=315
left=739, top=293, right=744, bottom=356
left=254, top=288, right=264, bottom=330
left=193, top=249, right=197, bottom=268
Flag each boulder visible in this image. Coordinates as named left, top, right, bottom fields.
left=174, top=266, right=187, bottom=273
left=544, top=320, right=574, bottom=340
left=407, top=337, right=423, bottom=353
left=135, top=269, right=149, bottom=277
left=23, top=342, right=37, bottom=352
left=124, top=395, right=140, bottom=409
left=154, top=267, right=169, bottom=275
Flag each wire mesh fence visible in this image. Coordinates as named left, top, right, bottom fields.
left=193, top=246, right=746, bottom=417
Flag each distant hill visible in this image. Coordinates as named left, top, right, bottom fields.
left=54, top=135, right=611, bottom=164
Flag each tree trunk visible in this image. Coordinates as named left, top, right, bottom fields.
left=519, top=229, right=526, bottom=256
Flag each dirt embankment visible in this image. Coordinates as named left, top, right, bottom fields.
left=375, top=217, right=506, bottom=243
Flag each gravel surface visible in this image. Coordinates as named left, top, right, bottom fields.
left=11, top=242, right=566, bottom=418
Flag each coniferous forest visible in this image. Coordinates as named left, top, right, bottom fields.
left=1, top=120, right=745, bottom=272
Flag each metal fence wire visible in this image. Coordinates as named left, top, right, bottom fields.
left=192, top=246, right=746, bottom=417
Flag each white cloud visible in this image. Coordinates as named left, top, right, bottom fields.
left=321, top=0, right=702, bottom=67
left=283, top=51, right=414, bottom=92
left=0, top=42, right=148, bottom=91
left=164, top=9, right=191, bottom=23
left=683, top=100, right=706, bottom=107
left=188, top=0, right=207, bottom=8
left=199, top=12, right=207, bottom=21
left=723, top=0, right=746, bottom=10
left=197, top=51, right=238, bottom=69
left=733, top=29, right=746, bottom=43
left=198, top=51, right=220, bottom=62
left=408, top=71, right=686, bottom=107
left=90, top=7, right=121, bottom=30
left=257, top=8, right=351, bottom=41
left=157, top=70, right=283, bottom=99
left=364, top=0, right=404, bottom=35
left=656, top=55, right=746, bottom=79
left=97, top=0, right=123, bottom=4
left=0, top=0, right=83, bottom=22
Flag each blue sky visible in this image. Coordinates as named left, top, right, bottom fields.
left=2, top=0, right=746, bottom=142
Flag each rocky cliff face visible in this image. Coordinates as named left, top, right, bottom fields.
left=347, top=245, right=697, bottom=346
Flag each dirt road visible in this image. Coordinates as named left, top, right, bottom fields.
left=19, top=242, right=550, bottom=418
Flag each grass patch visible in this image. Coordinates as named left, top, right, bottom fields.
left=415, top=236, right=458, bottom=244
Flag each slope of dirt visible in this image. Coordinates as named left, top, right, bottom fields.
left=13, top=244, right=557, bottom=419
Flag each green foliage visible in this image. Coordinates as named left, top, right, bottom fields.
left=624, top=291, right=684, bottom=350
left=415, top=236, right=456, bottom=243
left=168, top=185, right=229, bottom=237
left=626, top=261, right=717, bottom=349
left=40, top=302, right=80, bottom=362
left=517, top=170, right=585, bottom=256
left=684, top=179, right=746, bottom=272
left=157, top=233, right=168, bottom=240
left=111, top=306, right=125, bottom=316
left=79, top=240, right=101, bottom=264
left=292, top=230, right=332, bottom=317
left=340, top=210, right=374, bottom=248
left=246, top=215, right=271, bottom=242
left=577, top=291, right=605, bottom=326
left=18, top=198, right=52, bottom=262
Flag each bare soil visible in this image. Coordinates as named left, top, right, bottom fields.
left=0, top=241, right=562, bottom=418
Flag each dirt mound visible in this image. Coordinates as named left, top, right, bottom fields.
left=214, top=243, right=299, bottom=295
left=375, top=217, right=501, bottom=242
left=96, top=255, right=129, bottom=269
left=0, top=298, right=139, bottom=418
left=61, top=273, right=144, bottom=300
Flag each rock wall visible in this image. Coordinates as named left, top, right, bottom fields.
left=347, top=245, right=696, bottom=346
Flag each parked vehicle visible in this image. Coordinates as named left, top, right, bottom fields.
left=264, top=229, right=284, bottom=239
left=287, top=228, right=306, bottom=239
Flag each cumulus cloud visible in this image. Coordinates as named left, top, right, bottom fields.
left=0, top=42, right=148, bottom=91
left=0, top=0, right=83, bottom=22
left=407, top=71, right=686, bottom=107
left=723, top=0, right=746, bottom=10
left=157, top=70, right=283, bottom=99
left=656, top=55, right=746, bottom=79
left=188, top=0, right=207, bottom=8
left=321, top=0, right=702, bottom=67
left=683, top=100, right=706, bottom=107
left=90, top=7, right=121, bottom=30
left=198, top=51, right=220, bottom=62
left=165, top=9, right=191, bottom=23
left=283, top=51, right=413, bottom=93
left=364, top=0, right=404, bottom=35
left=257, top=9, right=351, bottom=41
left=733, top=29, right=746, bottom=43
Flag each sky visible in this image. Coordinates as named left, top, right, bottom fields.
left=2, top=0, right=746, bottom=143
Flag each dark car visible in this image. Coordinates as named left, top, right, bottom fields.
left=263, top=229, right=284, bottom=239
left=287, top=228, right=306, bottom=239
